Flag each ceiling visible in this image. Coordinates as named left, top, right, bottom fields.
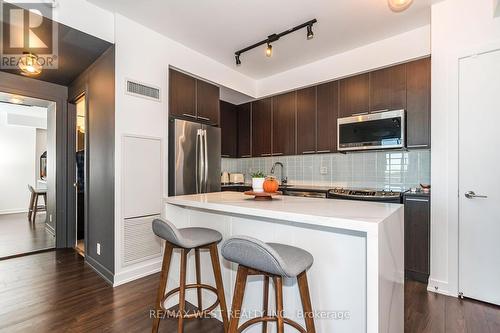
left=88, top=0, right=431, bottom=79
left=0, top=3, right=112, bottom=86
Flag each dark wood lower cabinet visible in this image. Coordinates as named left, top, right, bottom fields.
left=404, top=193, right=430, bottom=283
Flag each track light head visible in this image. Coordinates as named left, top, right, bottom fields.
left=266, top=43, right=272, bottom=57
left=235, top=54, right=241, bottom=65
left=307, top=24, right=314, bottom=40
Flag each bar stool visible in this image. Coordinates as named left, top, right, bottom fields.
left=151, top=218, right=229, bottom=333
left=222, top=236, right=316, bottom=333
left=27, top=184, right=47, bottom=224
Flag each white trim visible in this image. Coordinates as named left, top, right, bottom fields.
left=427, top=278, right=452, bottom=297
left=113, top=257, right=162, bottom=287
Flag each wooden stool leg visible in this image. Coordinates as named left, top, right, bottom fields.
left=152, top=243, right=174, bottom=333
left=195, top=248, right=203, bottom=310
left=274, top=276, right=284, bottom=333
left=262, top=276, right=269, bottom=333
left=228, top=266, right=248, bottom=333
left=32, top=194, right=39, bottom=224
left=297, top=271, right=316, bottom=333
left=209, top=243, right=229, bottom=333
left=178, top=249, right=188, bottom=333
left=28, top=192, right=35, bottom=222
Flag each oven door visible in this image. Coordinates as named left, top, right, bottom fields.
left=337, top=110, right=405, bottom=151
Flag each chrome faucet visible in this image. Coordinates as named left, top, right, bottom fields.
left=270, top=162, right=288, bottom=185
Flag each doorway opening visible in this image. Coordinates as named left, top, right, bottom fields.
left=75, top=95, right=86, bottom=257
left=0, top=92, right=56, bottom=259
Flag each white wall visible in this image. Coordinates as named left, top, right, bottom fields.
left=112, top=14, right=257, bottom=283
left=256, top=25, right=431, bottom=97
left=430, top=0, right=500, bottom=296
left=0, top=111, right=36, bottom=214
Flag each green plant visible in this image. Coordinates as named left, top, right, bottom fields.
left=250, top=171, right=266, bottom=178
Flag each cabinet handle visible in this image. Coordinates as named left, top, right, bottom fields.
left=198, top=116, right=210, bottom=121
left=272, top=153, right=283, bottom=156
left=302, top=151, right=316, bottom=154
left=405, top=198, right=429, bottom=202
left=317, top=150, right=331, bottom=153
left=370, top=109, right=389, bottom=114
left=182, top=113, right=197, bottom=118
left=240, top=155, right=251, bottom=158
left=407, top=144, right=428, bottom=148
left=261, top=153, right=272, bottom=156
left=352, top=112, right=369, bottom=116
left=221, top=154, right=230, bottom=158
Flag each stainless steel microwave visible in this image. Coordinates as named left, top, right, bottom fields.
left=337, top=109, right=405, bottom=151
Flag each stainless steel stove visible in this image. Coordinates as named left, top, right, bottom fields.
left=327, top=188, right=402, bottom=203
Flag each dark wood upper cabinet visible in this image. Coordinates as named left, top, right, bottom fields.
left=169, top=69, right=196, bottom=117
left=404, top=194, right=430, bottom=283
left=220, top=101, right=238, bottom=158
left=339, top=73, right=370, bottom=117
left=317, top=81, right=339, bottom=153
left=252, top=98, right=272, bottom=157
left=272, top=92, right=296, bottom=156
left=406, top=57, right=431, bottom=149
left=196, top=79, right=220, bottom=125
left=370, top=64, right=406, bottom=112
left=237, top=103, right=251, bottom=158
left=296, top=87, right=316, bottom=154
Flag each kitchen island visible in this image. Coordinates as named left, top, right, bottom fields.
left=164, top=191, right=404, bottom=333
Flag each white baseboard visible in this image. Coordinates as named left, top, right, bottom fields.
left=113, top=258, right=163, bottom=287
left=0, top=209, right=28, bottom=215
left=427, top=278, right=452, bottom=296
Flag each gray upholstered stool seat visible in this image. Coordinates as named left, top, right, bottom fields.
left=221, top=235, right=314, bottom=278
left=151, top=218, right=229, bottom=333
left=152, top=218, right=222, bottom=248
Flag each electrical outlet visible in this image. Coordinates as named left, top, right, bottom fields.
left=97, top=243, right=101, bottom=255
left=320, top=167, right=328, bottom=175
left=49, top=214, right=52, bottom=222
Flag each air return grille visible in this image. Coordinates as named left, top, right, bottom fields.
left=126, top=79, right=161, bottom=101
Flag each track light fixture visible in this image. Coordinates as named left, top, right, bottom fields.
left=266, top=43, right=272, bottom=57
left=307, top=24, right=314, bottom=40
left=234, top=19, right=317, bottom=66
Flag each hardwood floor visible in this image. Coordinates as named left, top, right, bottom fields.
left=0, top=250, right=499, bottom=333
left=0, top=212, right=55, bottom=259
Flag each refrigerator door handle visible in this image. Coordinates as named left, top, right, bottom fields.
left=203, top=129, right=209, bottom=192
left=196, top=129, right=203, bottom=194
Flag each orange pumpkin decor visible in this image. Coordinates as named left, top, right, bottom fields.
left=263, top=177, right=279, bottom=193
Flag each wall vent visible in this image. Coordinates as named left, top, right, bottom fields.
left=125, top=79, right=161, bottom=102
left=123, top=215, right=162, bottom=265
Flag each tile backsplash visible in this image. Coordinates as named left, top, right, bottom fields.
left=221, top=150, right=431, bottom=191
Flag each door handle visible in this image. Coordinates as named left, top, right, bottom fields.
left=203, top=129, right=208, bottom=192
left=196, top=129, right=203, bottom=194
left=465, top=191, right=488, bottom=199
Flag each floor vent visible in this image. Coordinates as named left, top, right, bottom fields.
left=126, top=79, right=161, bottom=101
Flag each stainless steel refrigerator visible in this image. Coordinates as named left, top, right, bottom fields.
left=168, top=118, right=221, bottom=196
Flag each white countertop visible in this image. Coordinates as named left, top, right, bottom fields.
left=165, top=191, right=403, bottom=233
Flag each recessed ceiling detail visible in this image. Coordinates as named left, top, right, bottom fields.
left=88, top=0, right=431, bottom=79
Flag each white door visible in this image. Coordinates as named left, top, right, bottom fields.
left=459, top=49, right=500, bottom=305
